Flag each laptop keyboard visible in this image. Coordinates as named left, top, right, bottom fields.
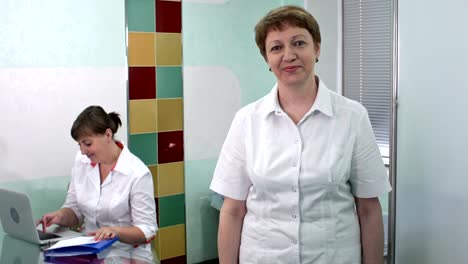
left=37, top=230, right=61, bottom=240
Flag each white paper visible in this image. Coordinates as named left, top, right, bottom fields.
left=47, top=236, right=96, bottom=250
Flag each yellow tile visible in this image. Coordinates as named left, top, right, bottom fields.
left=157, top=98, right=183, bottom=132
left=149, top=165, right=158, bottom=197
left=153, top=233, right=160, bottom=261
left=158, top=162, right=184, bottom=196
left=159, top=224, right=186, bottom=260
left=129, top=32, right=156, bottom=66
left=129, top=99, right=158, bottom=134
left=156, top=33, right=182, bottom=66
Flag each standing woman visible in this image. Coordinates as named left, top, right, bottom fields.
left=40, top=106, right=157, bottom=262
left=210, top=5, right=391, bottom=264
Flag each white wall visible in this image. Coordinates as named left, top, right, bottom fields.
left=305, top=0, right=341, bottom=93
left=0, top=0, right=127, bottom=184
left=395, top=0, right=468, bottom=263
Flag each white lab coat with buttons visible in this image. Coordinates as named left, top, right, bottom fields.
left=210, top=78, right=391, bottom=264
left=63, top=142, right=157, bottom=262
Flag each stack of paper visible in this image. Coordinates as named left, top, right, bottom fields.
left=43, top=236, right=119, bottom=257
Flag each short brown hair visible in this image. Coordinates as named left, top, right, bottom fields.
left=254, top=5, right=321, bottom=59
left=71, top=105, right=122, bottom=141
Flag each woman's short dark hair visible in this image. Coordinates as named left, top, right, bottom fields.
left=71, top=105, right=122, bottom=141
left=254, top=5, right=321, bottom=59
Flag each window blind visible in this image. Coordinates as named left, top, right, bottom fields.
left=343, top=0, right=393, bottom=156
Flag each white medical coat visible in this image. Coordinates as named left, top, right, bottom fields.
left=63, top=142, right=157, bottom=262
left=210, top=79, right=391, bottom=264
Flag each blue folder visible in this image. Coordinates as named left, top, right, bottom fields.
left=44, top=254, right=102, bottom=264
left=43, top=237, right=118, bottom=257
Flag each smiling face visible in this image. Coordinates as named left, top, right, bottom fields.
left=77, top=129, right=112, bottom=164
left=265, top=24, right=320, bottom=89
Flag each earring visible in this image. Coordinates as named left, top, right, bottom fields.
left=315, top=58, right=319, bottom=63
left=269, top=68, right=272, bottom=72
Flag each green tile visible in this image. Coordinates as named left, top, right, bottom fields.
left=129, top=133, right=158, bottom=165
left=197, top=259, right=219, bottom=264
left=156, top=66, right=183, bottom=98
left=159, top=194, right=185, bottom=227
left=127, top=0, right=155, bottom=32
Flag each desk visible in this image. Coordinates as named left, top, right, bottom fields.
left=0, top=233, right=156, bottom=264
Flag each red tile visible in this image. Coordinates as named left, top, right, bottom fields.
left=158, top=131, right=184, bottom=164
left=161, top=255, right=186, bottom=264
left=156, top=0, right=181, bottom=33
left=129, top=67, right=156, bottom=100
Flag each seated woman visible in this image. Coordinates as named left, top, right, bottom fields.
left=39, top=105, right=157, bottom=262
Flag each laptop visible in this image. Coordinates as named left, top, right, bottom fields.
left=0, top=188, right=82, bottom=245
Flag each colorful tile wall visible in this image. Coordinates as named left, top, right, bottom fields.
left=128, top=33, right=156, bottom=66
left=156, top=33, right=182, bottom=66
left=159, top=194, right=185, bottom=227
left=157, top=99, right=183, bottom=132
left=129, top=99, right=158, bottom=133
left=158, top=131, right=184, bottom=164
left=129, top=67, right=156, bottom=99
left=126, top=0, right=184, bottom=262
left=157, top=67, right=183, bottom=98
left=129, top=133, right=158, bottom=165
left=127, top=0, right=156, bottom=32
left=159, top=224, right=186, bottom=260
left=156, top=0, right=182, bottom=33
left=149, top=165, right=159, bottom=197
left=158, top=161, right=184, bottom=196
left=160, top=255, right=187, bottom=264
